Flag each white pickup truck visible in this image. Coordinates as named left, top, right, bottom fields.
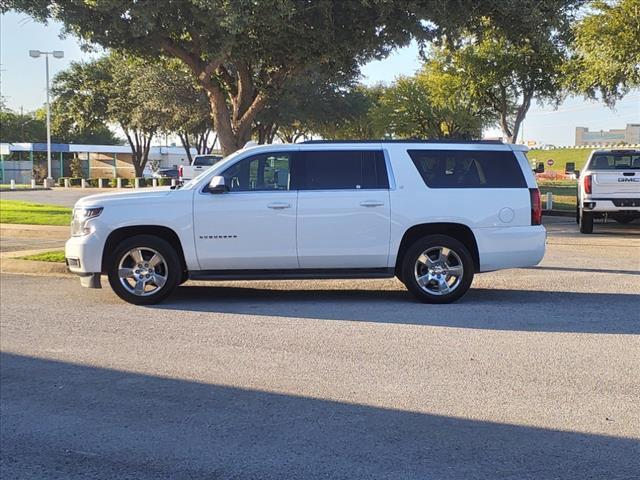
left=577, top=149, right=640, bottom=233
left=178, top=154, right=223, bottom=181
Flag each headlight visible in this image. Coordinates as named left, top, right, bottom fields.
left=71, top=207, right=103, bottom=236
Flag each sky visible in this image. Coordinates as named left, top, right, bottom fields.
left=2, top=11, right=639, bottom=146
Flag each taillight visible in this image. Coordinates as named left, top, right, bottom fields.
left=583, top=175, right=592, bottom=194
left=529, top=188, right=542, bottom=225
left=178, top=165, right=183, bottom=179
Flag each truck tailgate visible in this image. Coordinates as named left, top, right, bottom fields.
left=592, top=171, right=640, bottom=195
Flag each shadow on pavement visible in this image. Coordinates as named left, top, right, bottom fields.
left=150, top=286, right=640, bottom=334
left=1, top=353, right=638, bottom=480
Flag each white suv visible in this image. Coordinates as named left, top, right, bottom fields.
left=65, top=141, right=546, bottom=305
left=577, top=149, right=640, bottom=233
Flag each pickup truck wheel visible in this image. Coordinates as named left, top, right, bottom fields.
left=579, top=209, right=594, bottom=234
left=402, top=235, right=474, bottom=304
left=107, top=235, right=180, bottom=305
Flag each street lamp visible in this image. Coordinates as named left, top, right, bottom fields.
left=29, top=49, right=64, bottom=185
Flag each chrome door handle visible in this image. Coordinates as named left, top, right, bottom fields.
left=267, top=202, right=292, bottom=209
left=360, top=201, right=384, bottom=207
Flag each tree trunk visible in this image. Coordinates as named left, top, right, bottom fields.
left=124, top=127, right=154, bottom=177
left=178, top=133, right=194, bottom=164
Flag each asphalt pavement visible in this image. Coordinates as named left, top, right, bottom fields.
left=1, top=219, right=639, bottom=479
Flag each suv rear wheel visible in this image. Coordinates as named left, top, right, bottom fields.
left=579, top=208, right=594, bottom=234
left=107, top=235, right=180, bottom=305
left=401, top=235, right=474, bottom=304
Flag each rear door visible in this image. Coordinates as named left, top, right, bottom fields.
left=296, top=149, right=391, bottom=268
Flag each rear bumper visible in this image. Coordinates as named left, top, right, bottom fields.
left=582, top=197, right=640, bottom=213
left=474, top=225, right=546, bottom=272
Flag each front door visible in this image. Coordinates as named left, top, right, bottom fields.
left=193, top=151, right=298, bottom=270
left=296, top=149, right=391, bottom=268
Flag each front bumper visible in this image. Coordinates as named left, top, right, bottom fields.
left=65, top=233, right=105, bottom=288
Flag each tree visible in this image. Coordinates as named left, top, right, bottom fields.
left=374, top=61, right=491, bottom=140
left=566, top=0, right=640, bottom=106
left=428, top=15, right=572, bottom=143
left=52, top=54, right=166, bottom=176
left=0, top=107, right=46, bottom=143
left=312, top=86, right=387, bottom=140
left=4, top=1, right=583, bottom=154
left=142, top=59, right=216, bottom=163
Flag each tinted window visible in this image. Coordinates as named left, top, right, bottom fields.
left=193, top=155, right=223, bottom=166
left=222, top=152, right=292, bottom=191
left=407, top=150, right=526, bottom=188
left=588, top=153, right=640, bottom=170
left=298, top=150, right=389, bottom=190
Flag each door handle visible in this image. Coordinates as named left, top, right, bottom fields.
left=267, top=202, right=292, bottom=209
left=359, top=201, right=384, bottom=207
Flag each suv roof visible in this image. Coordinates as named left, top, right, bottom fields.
left=302, top=139, right=504, bottom=145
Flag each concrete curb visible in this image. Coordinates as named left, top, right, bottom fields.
left=0, top=257, right=71, bottom=276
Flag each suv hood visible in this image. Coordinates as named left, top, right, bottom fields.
left=75, top=187, right=173, bottom=208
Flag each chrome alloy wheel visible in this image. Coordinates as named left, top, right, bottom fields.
left=117, top=247, right=168, bottom=297
left=413, top=246, right=464, bottom=296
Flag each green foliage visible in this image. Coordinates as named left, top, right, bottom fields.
left=0, top=108, right=46, bottom=143
left=428, top=12, right=573, bottom=142
left=312, top=86, right=387, bottom=140
left=566, top=0, right=640, bottom=106
left=69, top=177, right=82, bottom=186
left=58, top=177, right=68, bottom=187
left=69, top=157, right=83, bottom=178
left=4, top=0, right=583, bottom=154
left=20, top=250, right=66, bottom=263
left=375, top=59, right=492, bottom=139
left=157, top=178, right=173, bottom=187
left=0, top=200, right=72, bottom=226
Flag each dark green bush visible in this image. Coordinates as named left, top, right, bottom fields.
left=158, top=177, right=173, bottom=187
left=145, top=177, right=155, bottom=187
left=97, top=178, right=110, bottom=188
left=86, top=178, right=98, bottom=188
left=134, top=177, right=146, bottom=188
left=69, top=177, right=82, bottom=187
left=58, top=177, right=69, bottom=187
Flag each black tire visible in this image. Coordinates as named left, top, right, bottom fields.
left=575, top=201, right=580, bottom=224
left=401, top=235, right=474, bottom=304
left=579, top=208, right=594, bottom=234
left=107, top=234, right=181, bottom=305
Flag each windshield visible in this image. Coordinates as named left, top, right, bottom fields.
left=193, top=155, right=223, bottom=166
left=588, top=152, right=640, bottom=170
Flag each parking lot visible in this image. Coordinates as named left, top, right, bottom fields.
left=1, top=212, right=639, bottom=478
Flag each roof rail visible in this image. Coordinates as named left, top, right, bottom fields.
left=301, top=139, right=504, bottom=145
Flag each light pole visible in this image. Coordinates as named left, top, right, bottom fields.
left=29, top=49, right=64, bottom=185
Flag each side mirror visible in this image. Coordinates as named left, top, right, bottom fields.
left=574, top=170, right=580, bottom=179
left=533, top=162, right=545, bottom=174
left=207, top=175, right=228, bottom=194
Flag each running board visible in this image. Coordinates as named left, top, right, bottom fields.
left=189, top=268, right=395, bottom=281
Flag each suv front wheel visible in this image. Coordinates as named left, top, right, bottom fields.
left=107, top=235, right=181, bottom=305
left=401, top=235, right=474, bottom=304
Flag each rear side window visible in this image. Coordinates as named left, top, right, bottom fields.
left=407, top=150, right=526, bottom=188
left=298, top=150, right=389, bottom=190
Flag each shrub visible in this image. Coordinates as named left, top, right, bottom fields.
left=69, top=177, right=82, bottom=187
left=86, top=178, right=98, bottom=188
left=145, top=177, right=155, bottom=187
left=69, top=157, right=83, bottom=178
left=58, top=177, right=69, bottom=187
left=158, top=177, right=173, bottom=187
left=98, top=178, right=110, bottom=187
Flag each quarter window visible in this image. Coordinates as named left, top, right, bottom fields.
left=407, top=150, right=526, bottom=188
left=298, top=150, right=389, bottom=190
left=222, top=152, right=292, bottom=191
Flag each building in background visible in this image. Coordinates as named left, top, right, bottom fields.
left=0, top=143, right=197, bottom=184
left=575, top=124, right=640, bottom=146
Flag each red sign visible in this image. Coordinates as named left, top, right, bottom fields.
left=546, top=159, right=555, bottom=166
